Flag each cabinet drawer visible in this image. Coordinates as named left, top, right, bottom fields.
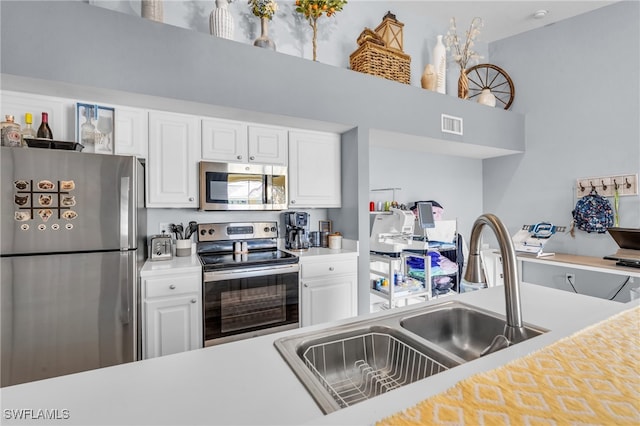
left=144, top=274, right=200, bottom=299
left=301, top=259, right=356, bottom=279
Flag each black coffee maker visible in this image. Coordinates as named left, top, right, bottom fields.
left=285, top=211, right=310, bottom=251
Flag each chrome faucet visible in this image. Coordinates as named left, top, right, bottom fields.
left=464, top=213, right=528, bottom=344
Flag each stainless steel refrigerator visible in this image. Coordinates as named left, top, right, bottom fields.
left=1, top=147, right=146, bottom=387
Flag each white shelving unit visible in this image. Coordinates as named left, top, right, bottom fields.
left=369, top=253, right=432, bottom=309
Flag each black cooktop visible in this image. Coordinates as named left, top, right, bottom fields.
left=199, top=249, right=298, bottom=271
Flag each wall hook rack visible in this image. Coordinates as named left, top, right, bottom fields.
left=576, top=174, right=638, bottom=198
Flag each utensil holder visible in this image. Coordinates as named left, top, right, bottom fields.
left=175, top=239, right=192, bottom=257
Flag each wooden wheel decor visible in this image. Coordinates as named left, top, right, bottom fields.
left=465, top=64, right=515, bottom=110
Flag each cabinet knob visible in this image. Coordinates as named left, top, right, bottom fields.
left=249, top=156, right=255, bottom=161
left=329, top=267, right=334, bottom=271
left=191, top=299, right=197, bottom=304
left=188, top=197, right=195, bottom=202
left=237, top=155, right=242, bottom=160
left=291, top=200, right=296, bottom=204
left=169, top=284, right=176, bottom=289
left=303, top=284, right=308, bottom=288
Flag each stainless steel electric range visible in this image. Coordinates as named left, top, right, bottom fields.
left=197, top=222, right=299, bottom=346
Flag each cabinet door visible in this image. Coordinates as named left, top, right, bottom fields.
left=248, top=125, right=288, bottom=165
left=147, top=111, right=200, bottom=207
left=114, top=106, right=148, bottom=159
left=201, top=118, right=248, bottom=162
left=301, top=275, right=357, bottom=327
left=0, top=90, right=71, bottom=141
left=288, top=130, right=341, bottom=208
left=144, top=294, right=201, bottom=359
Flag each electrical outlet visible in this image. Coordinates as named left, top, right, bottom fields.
left=159, top=222, right=171, bottom=235
left=565, top=273, right=575, bottom=286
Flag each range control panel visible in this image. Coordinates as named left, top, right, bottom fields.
left=197, top=222, right=278, bottom=242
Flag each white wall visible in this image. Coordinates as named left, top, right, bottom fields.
left=484, top=1, right=640, bottom=301
left=369, top=145, right=483, bottom=240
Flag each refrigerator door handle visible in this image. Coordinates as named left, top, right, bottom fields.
left=120, top=177, right=130, bottom=250
left=120, top=252, right=131, bottom=325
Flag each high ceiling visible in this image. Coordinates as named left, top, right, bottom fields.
left=391, top=1, right=618, bottom=42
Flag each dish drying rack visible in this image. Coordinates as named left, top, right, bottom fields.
left=302, top=332, right=449, bottom=409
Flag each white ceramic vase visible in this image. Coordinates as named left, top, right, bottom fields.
left=477, top=88, right=497, bottom=107
left=210, top=0, right=234, bottom=40
left=432, top=35, right=446, bottom=94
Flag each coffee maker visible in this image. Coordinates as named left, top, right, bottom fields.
left=285, top=211, right=310, bottom=251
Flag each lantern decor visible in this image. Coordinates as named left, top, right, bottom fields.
left=349, top=12, right=411, bottom=84
left=295, top=0, right=347, bottom=62
left=374, top=11, right=404, bottom=52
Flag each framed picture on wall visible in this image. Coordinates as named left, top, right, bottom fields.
left=75, top=103, right=115, bottom=154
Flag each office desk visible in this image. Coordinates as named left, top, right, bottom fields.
left=517, top=253, right=640, bottom=281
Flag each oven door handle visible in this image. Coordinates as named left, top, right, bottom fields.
left=203, top=263, right=299, bottom=282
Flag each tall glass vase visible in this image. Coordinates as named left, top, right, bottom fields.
left=254, top=17, right=276, bottom=50
left=458, top=68, right=469, bottom=99
left=209, top=0, right=234, bottom=40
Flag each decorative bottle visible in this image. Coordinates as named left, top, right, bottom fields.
left=37, top=112, right=53, bottom=140
left=210, top=0, right=234, bottom=40
left=1, top=115, right=22, bottom=147
left=433, top=35, right=446, bottom=94
left=80, top=105, right=96, bottom=147
left=21, top=113, right=37, bottom=146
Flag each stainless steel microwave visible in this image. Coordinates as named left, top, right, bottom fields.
left=199, top=161, right=287, bottom=211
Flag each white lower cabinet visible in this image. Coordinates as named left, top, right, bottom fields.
left=300, top=254, right=357, bottom=327
left=141, top=271, right=202, bottom=359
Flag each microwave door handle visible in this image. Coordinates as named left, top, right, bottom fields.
left=265, top=175, right=272, bottom=206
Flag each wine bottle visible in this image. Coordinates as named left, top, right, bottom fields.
left=37, top=112, right=53, bottom=139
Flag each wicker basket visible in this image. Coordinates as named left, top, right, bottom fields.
left=349, top=41, right=411, bottom=85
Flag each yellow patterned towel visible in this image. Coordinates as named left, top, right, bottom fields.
left=377, top=306, right=640, bottom=426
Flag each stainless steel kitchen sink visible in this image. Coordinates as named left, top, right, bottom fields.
left=274, top=300, right=547, bottom=414
left=400, top=304, right=547, bottom=361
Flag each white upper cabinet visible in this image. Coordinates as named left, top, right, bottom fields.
left=247, top=124, right=288, bottom=165
left=201, top=118, right=248, bottom=162
left=0, top=91, right=71, bottom=141
left=147, top=111, right=200, bottom=208
left=114, top=106, right=148, bottom=159
left=288, top=130, right=341, bottom=208
left=202, top=119, right=287, bottom=165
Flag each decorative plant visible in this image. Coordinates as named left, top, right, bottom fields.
left=248, top=0, right=278, bottom=20
left=295, top=0, right=347, bottom=61
left=444, top=17, right=483, bottom=71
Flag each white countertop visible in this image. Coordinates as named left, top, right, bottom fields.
left=140, top=252, right=202, bottom=276
left=2, top=284, right=636, bottom=426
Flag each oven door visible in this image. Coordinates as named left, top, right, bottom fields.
left=203, top=264, right=299, bottom=346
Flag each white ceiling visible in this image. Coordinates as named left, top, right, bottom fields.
left=375, top=1, right=618, bottom=42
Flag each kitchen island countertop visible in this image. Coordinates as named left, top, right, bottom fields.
left=1, top=284, right=636, bottom=426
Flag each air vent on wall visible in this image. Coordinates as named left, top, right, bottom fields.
left=441, top=114, right=463, bottom=135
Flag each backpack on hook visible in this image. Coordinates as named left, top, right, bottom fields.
left=570, top=189, right=614, bottom=236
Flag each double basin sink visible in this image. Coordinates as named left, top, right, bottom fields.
left=274, top=300, right=547, bottom=414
